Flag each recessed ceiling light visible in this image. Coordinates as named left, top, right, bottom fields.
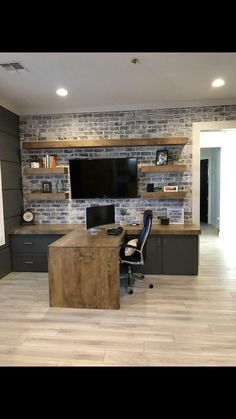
left=212, top=78, right=225, bottom=88
left=56, top=88, right=68, bottom=96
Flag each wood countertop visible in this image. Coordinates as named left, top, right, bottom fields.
left=10, top=223, right=201, bottom=235
left=49, top=229, right=125, bottom=248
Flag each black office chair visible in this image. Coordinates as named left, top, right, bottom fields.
left=119, top=210, right=153, bottom=294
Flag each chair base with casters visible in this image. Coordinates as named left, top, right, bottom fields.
left=120, top=265, right=153, bottom=294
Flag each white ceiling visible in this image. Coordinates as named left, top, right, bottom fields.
left=0, top=52, right=236, bottom=115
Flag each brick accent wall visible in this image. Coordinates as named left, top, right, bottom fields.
left=20, top=105, right=236, bottom=225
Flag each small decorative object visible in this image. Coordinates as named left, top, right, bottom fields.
left=167, top=207, right=184, bottom=224
left=42, top=181, right=52, bottom=193
left=160, top=216, right=169, bottom=225
left=56, top=180, right=65, bottom=193
left=146, top=183, right=154, bottom=192
left=31, top=161, right=40, bottom=168
left=156, top=149, right=168, bottom=165
left=163, top=185, right=178, bottom=192
left=22, top=209, right=34, bottom=224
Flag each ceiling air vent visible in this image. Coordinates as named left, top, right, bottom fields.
left=0, top=62, right=29, bottom=73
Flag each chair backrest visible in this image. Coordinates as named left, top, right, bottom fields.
left=136, top=210, right=153, bottom=260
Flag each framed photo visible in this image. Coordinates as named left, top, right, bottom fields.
left=156, top=149, right=168, bottom=165
left=42, top=181, right=52, bottom=193
left=167, top=207, right=184, bottom=224
left=163, top=185, right=178, bottom=192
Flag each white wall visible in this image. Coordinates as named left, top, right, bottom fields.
left=200, top=129, right=236, bottom=238
left=0, top=162, right=5, bottom=246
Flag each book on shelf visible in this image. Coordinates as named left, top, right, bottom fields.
left=42, top=154, right=57, bottom=168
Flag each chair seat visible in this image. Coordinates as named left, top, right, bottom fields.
left=119, top=247, right=141, bottom=263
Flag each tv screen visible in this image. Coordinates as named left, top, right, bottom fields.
left=86, top=204, right=115, bottom=229
left=69, top=157, right=138, bottom=199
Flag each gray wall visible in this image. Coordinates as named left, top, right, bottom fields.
left=0, top=106, right=22, bottom=279
left=200, top=147, right=221, bottom=228
left=20, top=105, right=236, bottom=226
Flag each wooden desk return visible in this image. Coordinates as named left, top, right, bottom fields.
left=48, top=229, right=125, bottom=310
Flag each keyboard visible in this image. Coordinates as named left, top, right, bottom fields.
left=106, top=226, right=124, bottom=236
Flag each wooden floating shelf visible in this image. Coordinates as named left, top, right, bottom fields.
left=23, top=167, right=68, bottom=175
left=140, top=164, right=187, bottom=173
left=22, top=137, right=188, bottom=149
left=25, top=192, right=69, bottom=201
left=141, top=191, right=187, bottom=199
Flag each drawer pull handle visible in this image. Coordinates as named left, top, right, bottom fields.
left=24, top=261, right=34, bottom=264
left=24, top=242, right=33, bottom=245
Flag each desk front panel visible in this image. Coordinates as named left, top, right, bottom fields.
left=49, top=246, right=120, bottom=309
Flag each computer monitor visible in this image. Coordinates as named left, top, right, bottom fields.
left=86, top=204, right=115, bottom=230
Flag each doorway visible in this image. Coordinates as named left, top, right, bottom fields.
left=192, top=121, right=236, bottom=231
left=200, top=159, right=208, bottom=223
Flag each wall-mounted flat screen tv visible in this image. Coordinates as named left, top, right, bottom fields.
left=69, top=157, right=138, bottom=199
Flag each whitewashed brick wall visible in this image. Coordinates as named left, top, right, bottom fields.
left=20, top=105, right=236, bottom=224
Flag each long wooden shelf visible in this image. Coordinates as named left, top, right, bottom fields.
left=25, top=192, right=69, bottom=201
left=23, top=167, right=68, bottom=175
left=22, top=137, right=188, bottom=149
left=140, top=164, right=187, bottom=173
left=141, top=191, right=187, bottom=199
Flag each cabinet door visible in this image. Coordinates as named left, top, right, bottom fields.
left=142, top=235, right=162, bottom=274
left=162, top=235, right=198, bottom=275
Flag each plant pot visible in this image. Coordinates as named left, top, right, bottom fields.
left=160, top=217, right=169, bottom=225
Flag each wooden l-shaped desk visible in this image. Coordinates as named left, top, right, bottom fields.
left=10, top=223, right=200, bottom=310
left=47, top=224, right=200, bottom=310
left=48, top=228, right=124, bottom=310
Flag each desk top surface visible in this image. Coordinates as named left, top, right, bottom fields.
left=49, top=229, right=125, bottom=248
left=10, top=223, right=200, bottom=236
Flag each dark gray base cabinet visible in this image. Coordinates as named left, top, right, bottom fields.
left=10, top=234, right=63, bottom=272
left=162, top=235, right=198, bottom=275
left=12, top=253, right=48, bottom=272
left=124, top=234, right=198, bottom=275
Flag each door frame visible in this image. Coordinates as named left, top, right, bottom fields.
left=200, top=156, right=212, bottom=224
left=200, top=158, right=209, bottom=224
left=192, top=120, right=236, bottom=227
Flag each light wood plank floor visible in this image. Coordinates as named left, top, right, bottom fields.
left=1, top=224, right=236, bottom=366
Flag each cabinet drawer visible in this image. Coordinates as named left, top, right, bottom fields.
left=11, top=235, right=63, bottom=253
left=12, top=253, right=48, bottom=272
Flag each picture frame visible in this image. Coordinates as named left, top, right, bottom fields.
left=156, top=149, right=168, bottom=165
left=163, top=185, right=178, bottom=192
left=42, top=181, right=52, bottom=193
left=167, top=207, right=184, bottom=224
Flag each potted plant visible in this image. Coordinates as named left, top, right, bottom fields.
left=172, top=153, right=180, bottom=164
left=119, top=208, right=129, bottom=225
left=168, top=153, right=180, bottom=165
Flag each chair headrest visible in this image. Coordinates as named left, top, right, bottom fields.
left=143, top=210, right=153, bottom=226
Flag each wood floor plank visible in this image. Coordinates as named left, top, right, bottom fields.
left=1, top=223, right=236, bottom=366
